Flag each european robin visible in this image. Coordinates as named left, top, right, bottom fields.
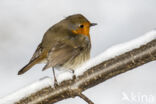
left=18, top=14, right=97, bottom=84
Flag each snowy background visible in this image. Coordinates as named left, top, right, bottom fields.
left=0, top=0, right=156, bottom=104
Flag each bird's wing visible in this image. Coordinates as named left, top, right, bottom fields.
left=42, top=43, right=81, bottom=70
left=18, top=43, right=47, bottom=75
left=30, top=43, right=44, bottom=61
left=30, top=43, right=48, bottom=62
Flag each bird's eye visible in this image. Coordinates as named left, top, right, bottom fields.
left=79, top=24, right=84, bottom=28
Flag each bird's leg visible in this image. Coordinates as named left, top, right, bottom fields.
left=72, top=70, right=76, bottom=80
left=52, top=67, right=58, bottom=87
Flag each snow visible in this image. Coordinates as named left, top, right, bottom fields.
left=74, top=30, right=156, bottom=76
left=0, top=77, right=52, bottom=104
left=0, top=30, right=156, bottom=104
left=57, top=71, right=73, bottom=83
left=57, top=30, right=156, bottom=81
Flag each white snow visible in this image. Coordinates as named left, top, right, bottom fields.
left=56, top=30, right=156, bottom=81
left=74, top=30, right=156, bottom=76
left=57, top=71, right=73, bottom=83
left=57, top=30, right=156, bottom=81
left=0, top=30, right=156, bottom=104
left=0, top=77, right=52, bottom=104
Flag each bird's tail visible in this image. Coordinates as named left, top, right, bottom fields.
left=18, top=57, right=42, bottom=75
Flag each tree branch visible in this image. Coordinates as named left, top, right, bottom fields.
left=13, top=39, right=156, bottom=104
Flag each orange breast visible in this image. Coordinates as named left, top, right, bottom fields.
left=72, top=22, right=90, bottom=39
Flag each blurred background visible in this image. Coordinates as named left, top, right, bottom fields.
left=0, top=0, right=156, bottom=104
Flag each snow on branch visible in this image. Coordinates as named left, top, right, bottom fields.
left=1, top=30, right=156, bottom=104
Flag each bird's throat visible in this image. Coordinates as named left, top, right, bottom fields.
left=72, top=28, right=90, bottom=39
left=72, top=23, right=91, bottom=39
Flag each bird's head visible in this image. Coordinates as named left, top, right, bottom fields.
left=64, top=14, right=97, bottom=39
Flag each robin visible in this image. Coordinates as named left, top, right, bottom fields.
left=18, top=14, right=97, bottom=84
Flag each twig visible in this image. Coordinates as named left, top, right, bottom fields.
left=78, top=93, right=94, bottom=104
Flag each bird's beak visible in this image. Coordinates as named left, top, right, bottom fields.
left=90, top=23, right=97, bottom=27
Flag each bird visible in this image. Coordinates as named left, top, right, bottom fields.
left=18, top=14, right=97, bottom=85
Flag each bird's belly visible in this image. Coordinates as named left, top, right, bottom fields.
left=61, top=50, right=90, bottom=70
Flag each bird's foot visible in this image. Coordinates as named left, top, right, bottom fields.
left=71, top=70, right=76, bottom=80
left=54, top=79, right=59, bottom=88
left=72, top=74, right=76, bottom=80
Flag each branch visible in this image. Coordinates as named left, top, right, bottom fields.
left=1, top=31, right=156, bottom=104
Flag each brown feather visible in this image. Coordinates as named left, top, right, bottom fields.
left=18, top=58, right=42, bottom=75
left=42, top=45, right=80, bottom=70
left=30, top=43, right=42, bottom=61
left=18, top=49, right=48, bottom=75
left=18, top=14, right=93, bottom=75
